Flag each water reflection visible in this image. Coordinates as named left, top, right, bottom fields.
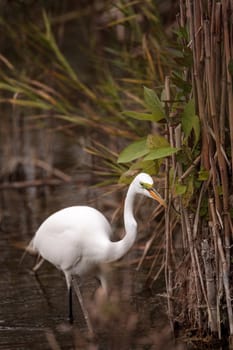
left=0, top=181, right=176, bottom=349
left=0, top=112, right=180, bottom=348
left=0, top=183, right=98, bottom=349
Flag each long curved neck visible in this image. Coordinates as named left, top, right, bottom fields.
left=106, top=184, right=137, bottom=262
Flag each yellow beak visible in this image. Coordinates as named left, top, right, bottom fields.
left=148, top=188, right=166, bottom=208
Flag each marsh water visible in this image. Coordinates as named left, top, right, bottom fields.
left=0, top=182, right=172, bottom=349
left=0, top=111, right=172, bottom=349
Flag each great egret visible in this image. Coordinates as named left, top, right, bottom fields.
left=29, top=172, right=165, bottom=323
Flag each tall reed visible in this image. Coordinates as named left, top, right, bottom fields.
left=161, top=0, right=233, bottom=346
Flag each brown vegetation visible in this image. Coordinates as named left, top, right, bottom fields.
left=1, top=0, right=233, bottom=348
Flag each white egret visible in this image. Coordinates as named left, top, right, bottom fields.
left=29, top=172, right=166, bottom=323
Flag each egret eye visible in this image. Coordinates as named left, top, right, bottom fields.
left=140, top=181, right=153, bottom=190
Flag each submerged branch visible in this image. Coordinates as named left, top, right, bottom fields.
left=0, top=178, right=73, bottom=189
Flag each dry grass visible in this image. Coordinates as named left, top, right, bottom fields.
left=147, top=0, right=233, bottom=346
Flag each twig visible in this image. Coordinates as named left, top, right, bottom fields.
left=178, top=155, right=201, bottom=182
left=209, top=198, right=233, bottom=335
left=182, top=208, right=202, bottom=328
left=45, top=329, right=62, bottom=350
left=201, top=239, right=218, bottom=333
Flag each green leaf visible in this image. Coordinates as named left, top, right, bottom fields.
left=122, top=111, right=156, bottom=121
left=174, top=183, right=187, bottom=196
left=171, top=71, right=192, bottom=94
left=176, top=26, right=189, bottom=41
left=181, top=99, right=195, bottom=136
left=0, top=98, right=52, bottom=110
left=181, top=99, right=200, bottom=146
left=144, top=147, right=178, bottom=161
left=117, top=138, right=149, bottom=163
left=143, top=86, right=165, bottom=121
left=198, top=169, right=209, bottom=181
left=182, top=175, right=194, bottom=207
left=130, top=159, right=160, bottom=175
left=192, top=115, right=200, bottom=145
left=146, top=134, right=170, bottom=149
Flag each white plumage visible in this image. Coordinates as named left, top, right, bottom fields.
left=30, top=172, right=166, bottom=322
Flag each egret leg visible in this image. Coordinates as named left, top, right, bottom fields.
left=97, top=272, right=108, bottom=295
left=72, top=278, right=93, bottom=334
left=33, top=272, right=54, bottom=309
left=68, top=286, right=74, bottom=324
left=64, top=272, right=74, bottom=323
left=32, top=256, right=44, bottom=272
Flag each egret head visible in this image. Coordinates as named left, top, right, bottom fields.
left=133, top=173, right=166, bottom=207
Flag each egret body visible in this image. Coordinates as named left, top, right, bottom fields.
left=31, top=173, right=165, bottom=322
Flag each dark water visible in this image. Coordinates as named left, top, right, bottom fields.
left=0, top=113, right=178, bottom=349
left=0, top=185, right=85, bottom=349
left=0, top=181, right=172, bottom=350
